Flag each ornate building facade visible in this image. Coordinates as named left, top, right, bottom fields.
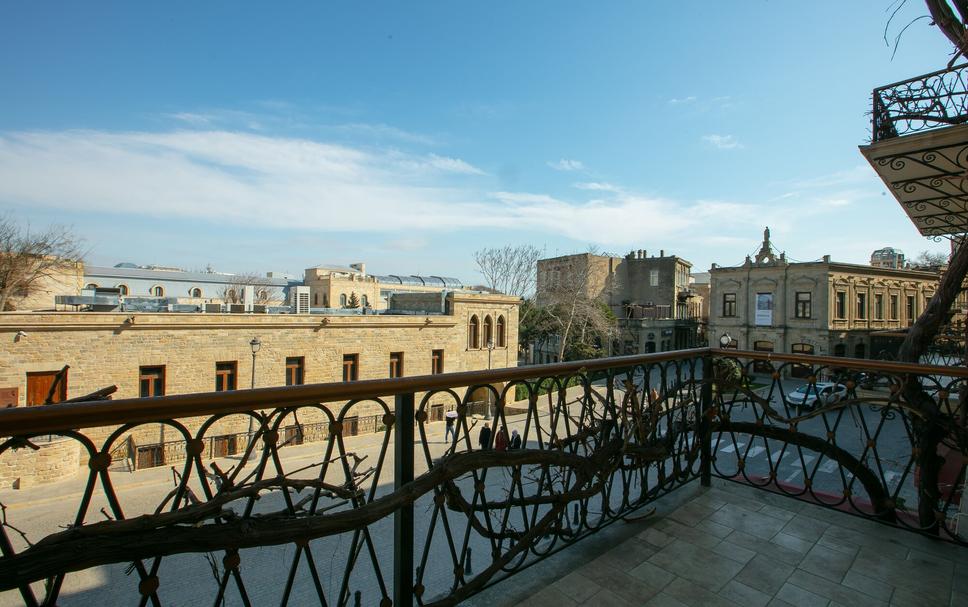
left=708, top=229, right=939, bottom=362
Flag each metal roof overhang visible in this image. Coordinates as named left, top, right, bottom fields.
left=860, top=123, right=968, bottom=236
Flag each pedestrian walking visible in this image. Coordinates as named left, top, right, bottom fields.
left=478, top=425, right=492, bottom=450
left=495, top=425, right=509, bottom=452
left=509, top=429, right=522, bottom=450
left=444, top=410, right=458, bottom=443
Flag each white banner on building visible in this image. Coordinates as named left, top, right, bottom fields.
left=755, top=293, right=773, bottom=326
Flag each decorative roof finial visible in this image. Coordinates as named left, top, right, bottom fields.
left=754, top=226, right=778, bottom=265
left=764, top=226, right=770, bottom=243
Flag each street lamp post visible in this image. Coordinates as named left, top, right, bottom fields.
left=246, top=337, right=261, bottom=454
left=485, top=338, right=495, bottom=420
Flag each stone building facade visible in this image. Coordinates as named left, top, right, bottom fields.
left=533, top=250, right=704, bottom=362
left=0, top=292, right=519, bottom=487
left=708, top=229, right=938, bottom=362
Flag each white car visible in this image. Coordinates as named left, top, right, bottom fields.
left=787, top=382, right=847, bottom=410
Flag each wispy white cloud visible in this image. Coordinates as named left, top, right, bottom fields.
left=668, top=96, right=697, bottom=105
left=573, top=181, right=621, bottom=193
left=547, top=158, right=585, bottom=171
left=702, top=134, right=743, bottom=150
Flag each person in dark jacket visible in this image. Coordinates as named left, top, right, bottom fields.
left=509, top=429, right=522, bottom=450
left=478, top=425, right=492, bottom=450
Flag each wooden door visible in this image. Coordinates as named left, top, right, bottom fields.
left=212, top=436, right=237, bottom=458
left=136, top=445, right=164, bottom=469
left=283, top=425, right=304, bottom=446
left=344, top=416, right=359, bottom=436
left=26, top=371, right=67, bottom=406
left=431, top=404, right=444, bottom=421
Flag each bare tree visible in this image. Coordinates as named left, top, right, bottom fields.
left=0, top=216, right=85, bottom=312
left=538, top=253, right=618, bottom=361
left=473, top=244, right=543, bottom=300
left=218, top=273, right=280, bottom=305
left=909, top=249, right=950, bottom=269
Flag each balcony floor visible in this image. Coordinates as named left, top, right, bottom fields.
left=468, top=479, right=968, bottom=607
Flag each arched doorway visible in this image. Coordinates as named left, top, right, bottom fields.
left=753, top=340, right=774, bottom=373
left=791, top=343, right=815, bottom=379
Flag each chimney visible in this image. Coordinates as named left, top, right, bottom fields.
left=822, top=255, right=831, bottom=263
left=660, top=249, right=665, bottom=257
left=350, top=262, right=366, bottom=276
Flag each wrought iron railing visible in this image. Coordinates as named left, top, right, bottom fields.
left=0, top=348, right=965, bottom=606
left=872, top=63, right=968, bottom=141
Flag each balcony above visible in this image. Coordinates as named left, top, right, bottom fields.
left=861, top=65, right=968, bottom=237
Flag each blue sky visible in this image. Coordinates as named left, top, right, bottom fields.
left=0, top=1, right=957, bottom=282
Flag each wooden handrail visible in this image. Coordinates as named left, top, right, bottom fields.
left=1, top=347, right=964, bottom=438
left=0, top=349, right=710, bottom=437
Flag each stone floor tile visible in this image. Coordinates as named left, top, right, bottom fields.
left=652, top=518, right=722, bottom=549
left=850, top=546, right=951, bottom=605
left=696, top=518, right=733, bottom=539
left=771, top=531, right=814, bottom=555
left=584, top=588, right=634, bottom=607
left=708, top=503, right=787, bottom=540
left=661, top=577, right=742, bottom=607
left=717, top=579, right=770, bottom=607
left=668, top=500, right=718, bottom=527
left=891, top=586, right=950, bottom=607
left=642, top=591, right=691, bottom=607
left=766, top=600, right=798, bottom=607
left=551, top=571, right=602, bottom=604
left=646, top=539, right=745, bottom=592
left=780, top=514, right=829, bottom=543
left=734, top=554, right=795, bottom=595
left=840, top=569, right=893, bottom=603
left=609, top=537, right=658, bottom=571
left=820, top=523, right=908, bottom=560
left=798, top=543, right=855, bottom=582
left=628, top=561, right=675, bottom=590
left=639, top=526, right=675, bottom=549
left=524, top=585, right=580, bottom=607
left=759, top=503, right=797, bottom=523
left=575, top=559, right=662, bottom=604
left=776, top=581, right=831, bottom=607
left=711, top=538, right=756, bottom=564
left=688, top=490, right=729, bottom=511
left=788, top=569, right=888, bottom=607
left=706, top=487, right=767, bottom=513
left=725, top=530, right=805, bottom=566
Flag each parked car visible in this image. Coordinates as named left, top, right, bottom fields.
left=787, top=382, right=847, bottom=410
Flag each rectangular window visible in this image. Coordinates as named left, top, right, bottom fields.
left=649, top=269, right=659, bottom=286
left=890, top=294, right=899, bottom=320
left=835, top=291, right=846, bottom=319
left=431, top=349, right=444, bottom=374
left=856, top=293, right=867, bottom=319
left=906, top=295, right=916, bottom=323
left=874, top=294, right=884, bottom=320
left=215, top=361, right=237, bottom=391
left=342, top=354, right=359, bottom=382
left=389, top=352, right=404, bottom=378
left=139, top=366, right=165, bottom=398
left=285, top=357, right=305, bottom=386
left=794, top=292, right=811, bottom=319
left=722, top=293, right=736, bottom=317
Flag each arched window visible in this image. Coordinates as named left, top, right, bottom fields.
left=834, top=343, right=846, bottom=357
left=496, top=315, right=506, bottom=347
left=468, top=315, right=480, bottom=349
left=152, top=285, right=164, bottom=297
left=854, top=343, right=866, bottom=359
left=361, top=295, right=368, bottom=308
left=116, top=284, right=129, bottom=296
left=483, top=315, right=493, bottom=347
left=190, top=287, right=202, bottom=298
left=258, top=289, right=267, bottom=301
left=314, top=293, right=319, bottom=306
left=323, top=294, right=329, bottom=307
left=85, top=283, right=98, bottom=290
left=340, top=294, right=347, bottom=307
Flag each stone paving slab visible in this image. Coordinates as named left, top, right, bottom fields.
left=471, top=478, right=966, bottom=607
